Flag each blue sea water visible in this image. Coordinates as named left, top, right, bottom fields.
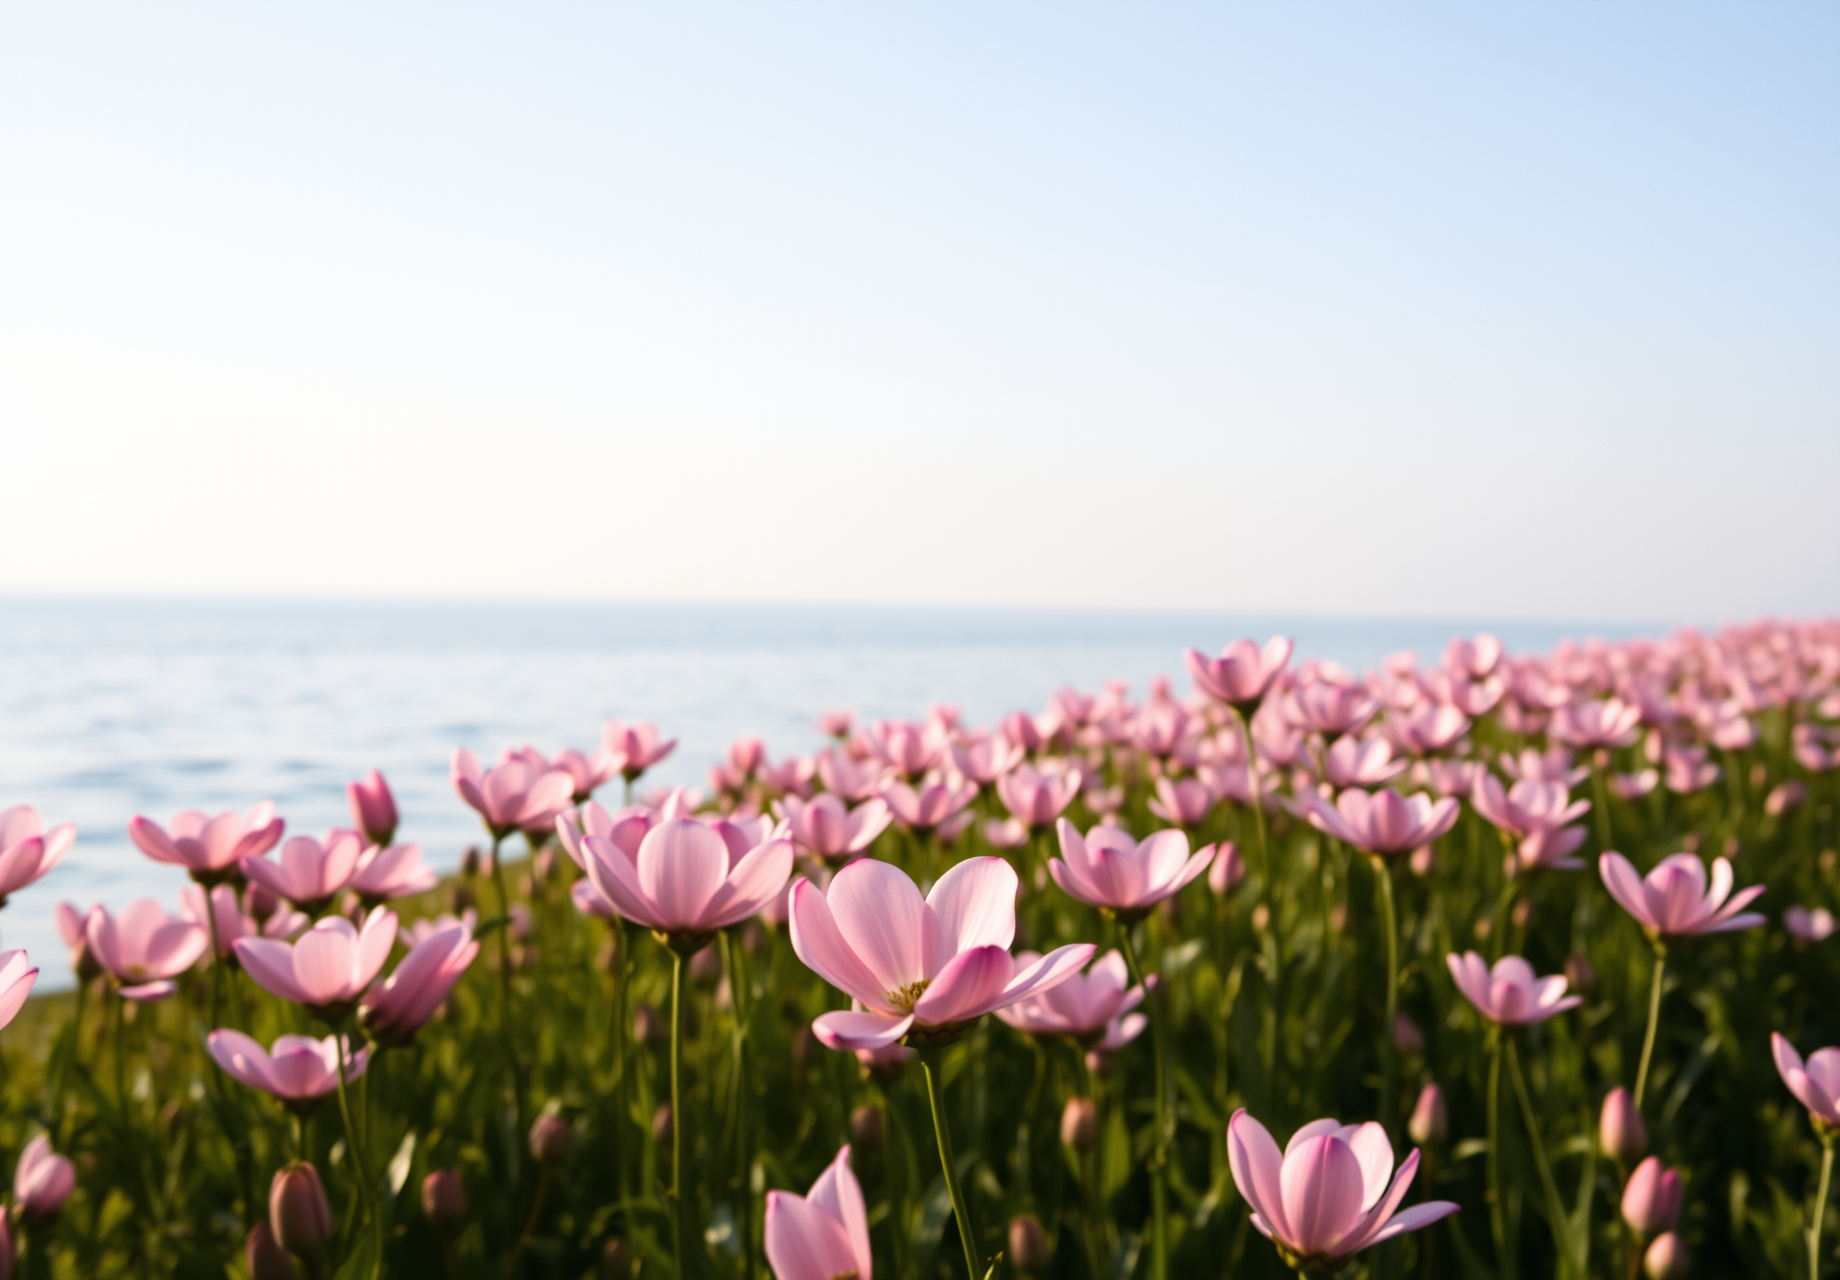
left=0, top=596, right=1651, bottom=987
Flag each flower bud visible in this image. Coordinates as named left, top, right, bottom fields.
left=347, top=770, right=399, bottom=847
left=1008, top=1213, right=1050, bottom=1273
left=849, top=1104, right=884, bottom=1147
left=450, top=884, right=476, bottom=916
left=1407, top=1084, right=1448, bottom=1147
left=246, top=881, right=282, bottom=924
left=1392, top=1013, right=1424, bottom=1057
left=245, top=1223, right=295, bottom=1280
left=1207, top=843, right=1245, bottom=895
left=14, top=1137, right=76, bottom=1222
left=652, top=1103, right=674, bottom=1145
left=1600, top=1087, right=1647, bottom=1164
left=269, top=1161, right=333, bottom=1258
left=1408, top=845, right=1436, bottom=876
left=602, top=1237, right=632, bottom=1280
left=1564, top=950, right=1597, bottom=993
left=1644, top=1232, right=1687, bottom=1280
left=421, top=1169, right=466, bottom=1233
left=633, top=1001, right=663, bottom=1047
left=1061, top=1097, right=1099, bottom=1151
left=1621, top=1157, right=1683, bottom=1237
left=530, top=1114, right=571, bottom=1166
left=461, top=846, right=482, bottom=876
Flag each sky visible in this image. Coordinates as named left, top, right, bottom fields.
left=1, top=4, right=1835, bottom=624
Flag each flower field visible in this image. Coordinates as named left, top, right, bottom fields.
left=1, top=618, right=1838, bottom=1279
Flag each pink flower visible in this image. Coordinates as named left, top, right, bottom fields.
left=451, top=749, right=576, bottom=839
left=345, top=770, right=398, bottom=846
left=880, top=775, right=978, bottom=834
left=865, top=721, right=944, bottom=778
left=1305, top=789, right=1459, bottom=859
left=1421, top=759, right=1479, bottom=799
left=1470, top=775, right=1591, bottom=872
left=1148, top=776, right=1217, bottom=827
left=1208, top=843, right=1246, bottom=895
left=550, top=747, right=618, bottom=802
left=1322, top=738, right=1408, bottom=790
left=233, top=907, right=398, bottom=1020
left=1599, top=852, right=1765, bottom=939
left=996, top=950, right=1146, bottom=1047
left=1709, top=711, right=1757, bottom=751
left=1185, top=638, right=1294, bottom=714
left=180, top=883, right=278, bottom=957
left=1444, top=634, right=1504, bottom=679
left=1785, top=906, right=1836, bottom=943
left=349, top=842, right=438, bottom=904
left=1226, top=1109, right=1458, bottom=1272
left=1611, top=770, right=1659, bottom=800
left=984, top=817, right=1029, bottom=849
left=55, top=902, right=100, bottom=978
left=1765, top=781, right=1807, bottom=817
left=0, top=950, right=37, bottom=1028
left=207, top=1030, right=368, bottom=1108
left=1499, top=747, right=1589, bottom=787
left=1772, top=1033, right=1840, bottom=1128
left=788, top=857, right=1095, bottom=1050
left=0, top=806, right=75, bottom=903
left=818, top=710, right=855, bottom=738
left=1050, top=820, right=1213, bottom=918
left=399, top=910, right=476, bottom=949
left=12, top=1136, right=74, bottom=1222
left=128, top=803, right=284, bottom=885
left=1388, top=704, right=1470, bottom=755
left=777, top=795, right=893, bottom=864
left=1446, top=952, right=1582, bottom=1025
left=996, top=762, right=1083, bottom=829
left=1291, top=683, right=1378, bottom=741
left=1549, top=697, right=1642, bottom=749
left=242, top=831, right=366, bottom=912
left=950, top=734, right=1025, bottom=785
left=815, top=749, right=886, bottom=801
left=580, top=819, right=793, bottom=947
left=1662, top=746, right=1719, bottom=794
left=1132, top=698, right=1190, bottom=758
left=763, top=1145, right=872, bottom=1280
left=360, top=920, right=479, bottom=1045
left=602, top=719, right=677, bottom=782
left=86, top=901, right=206, bottom=1000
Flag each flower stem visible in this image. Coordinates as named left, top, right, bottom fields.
left=919, top=1050, right=983, bottom=1280
left=1633, top=942, right=1666, bottom=1110
left=332, top=1029, right=378, bottom=1267
left=488, top=834, right=528, bottom=1134
left=1488, top=1032, right=1516, bottom=1280
left=1507, top=1038, right=1574, bottom=1271
left=1374, top=855, right=1399, bottom=1141
left=671, top=949, right=692, bottom=1280
left=1812, top=1134, right=1834, bottom=1280
left=1117, top=923, right=1168, bottom=1280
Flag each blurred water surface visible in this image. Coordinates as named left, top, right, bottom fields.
left=0, top=596, right=1647, bottom=985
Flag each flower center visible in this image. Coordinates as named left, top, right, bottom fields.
left=887, top=979, right=930, bottom=1013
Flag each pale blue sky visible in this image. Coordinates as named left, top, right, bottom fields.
left=2, top=4, right=1835, bottom=622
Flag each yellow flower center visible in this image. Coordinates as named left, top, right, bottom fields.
left=887, top=979, right=930, bottom=1013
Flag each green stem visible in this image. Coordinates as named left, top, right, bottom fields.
left=1633, top=943, right=1666, bottom=1110
left=615, top=922, right=633, bottom=1209
left=332, top=1029, right=377, bottom=1260
left=1813, top=1135, right=1834, bottom=1280
left=1117, top=923, right=1168, bottom=1280
left=113, top=993, right=127, bottom=1112
left=722, top=931, right=756, bottom=1280
left=1488, top=1032, right=1515, bottom=1280
left=1591, top=768, right=1615, bottom=856
left=920, top=1051, right=982, bottom=1280
left=1374, top=855, right=1399, bottom=1140
left=1507, top=1038, right=1573, bottom=1273
left=672, top=950, right=691, bottom=1280
left=488, top=834, right=528, bottom=1134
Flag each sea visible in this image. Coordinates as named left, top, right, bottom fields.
left=0, top=596, right=1652, bottom=988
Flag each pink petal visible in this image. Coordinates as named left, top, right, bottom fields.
left=810, top=1010, right=913, bottom=1052
left=826, top=860, right=927, bottom=995
left=636, top=821, right=731, bottom=930
left=788, top=879, right=894, bottom=1011
left=924, top=857, right=1017, bottom=969
left=913, top=945, right=1013, bottom=1025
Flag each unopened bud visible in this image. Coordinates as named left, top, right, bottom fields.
left=1564, top=951, right=1597, bottom=993
left=850, top=1103, right=884, bottom=1147
left=421, top=1169, right=467, bottom=1233
left=1393, top=1013, right=1424, bottom=1057
left=633, top=1001, right=663, bottom=1047
left=1251, top=903, right=1271, bottom=933
left=530, top=1113, right=571, bottom=1166
left=449, top=884, right=475, bottom=915
left=602, top=1237, right=632, bottom=1280
left=1408, top=845, right=1436, bottom=876
left=245, top=1223, right=296, bottom=1280
left=1600, top=1087, right=1647, bottom=1164
left=269, top=1161, right=333, bottom=1258
left=652, top=1102, right=674, bottom=1145
left=461, top=846, right=481, bottom=876
left=1511, top=898, right=1534, bottom=930
left=1644, top=1232, right=1688, bottom=1280
left=1407, top=1084, right=1448, bottom=1147
left=1621, top=1157, right=1682, bottom=1237
left=1327, top=903, right=1347, bottom=934
left=1008, top=1213, right=1050, bottom=1273
left=1207, top=843, right=1245, bottom=895
left=1061, top=1097, right=1099, bottom=1151
left=246, top=881, right=282, bottom=924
